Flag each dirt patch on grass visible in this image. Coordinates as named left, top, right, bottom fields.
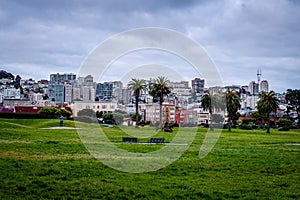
left=0, top=151, right=92, bottom=160
left=40, top=126, right=81, bottom=130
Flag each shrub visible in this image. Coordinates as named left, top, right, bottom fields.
left=252, top=125, right=258, bottom=129
left=74, top=116, right=91, bottom=123
left=240, top=124, right=252, bottom=130
left=55, top=108, right=72, bottom=118
left=236, top=120, right=243, bottom=126
left=277, top=118, right=293, bottom=129
left=38, top=107, right=58, bottom=117
left=77, top=109, right=96, bottom=117
left=211, top=114, right=224, bottom=123
left=242, top=118, right=256, bottom=125
left=0, top=112, right=56, bottom=119
left=278, top=126, right=290, bottom=131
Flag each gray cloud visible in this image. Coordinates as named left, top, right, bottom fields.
left=0, top=0, right=299, bottom=92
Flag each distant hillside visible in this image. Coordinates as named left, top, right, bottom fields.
left=0, top=70, right=14, bottom=80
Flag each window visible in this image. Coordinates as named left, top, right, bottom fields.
left=102, top=105, right=106, bottom=109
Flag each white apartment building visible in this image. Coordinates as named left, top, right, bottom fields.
left=260, top=80, right=269, bottom=93
left=4, top=88, right=21, bottom=99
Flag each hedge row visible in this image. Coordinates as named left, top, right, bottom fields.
left=0, top=112, right=57, bottom=119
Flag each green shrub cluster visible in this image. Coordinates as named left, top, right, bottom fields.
left=38, top=107, right=71, bottom=118
left=0, top=112, right=56, bottom=119
left=277, top=118, right=293, bottom=131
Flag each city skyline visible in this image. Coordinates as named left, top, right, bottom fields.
left=0, top=69, right=279, bottom=95
left=1, top=0, right=300, bottom=93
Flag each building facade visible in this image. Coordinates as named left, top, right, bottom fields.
left=71, top=101, right=118, bottom=117
left=96, top=82, right=113, bottom=101
left=260, top=80, right=269, bottom=93
left=50, top=73, right=76, bottom=83
left=249, top=81, right=259, bottom=95
left=191, top=78, right=205, bottom=96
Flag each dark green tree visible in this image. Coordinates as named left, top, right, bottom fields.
left=201, top=93, right=226, bottom=131
left=250, top=111, right=267, bottom=124
left=226, top=90, right=241, bottom=132
left=285, top=89, right=300, bottom=126
left=127, top=78, right=147, bottom=128
left=201, top=93, right=212, bottom=130
left=257, top=91, right=279, bottom=133
left=14, top=75, right=23, bottom=94
left=150, top=76, right=171, bottom=128
left=277, top=118, right=293, bottom=130
left=77, top=109, right=96, bottom=117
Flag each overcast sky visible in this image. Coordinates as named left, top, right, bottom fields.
left=1, top=0, right=299, bottom=92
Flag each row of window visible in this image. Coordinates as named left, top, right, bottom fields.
left=77, top=104, right=115, bottom=110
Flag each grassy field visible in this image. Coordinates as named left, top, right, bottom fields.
left=0, top=118, right=299, bottom=199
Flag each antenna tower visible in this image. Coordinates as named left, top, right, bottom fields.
left=257, top=68, right=262, bottom=83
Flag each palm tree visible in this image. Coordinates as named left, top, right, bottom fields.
left=201, top=93, right=213, bottom=130
left=201, top=93, right=226, bottom=131
left=150, top=76, right=171, bottom=128
left=127, top=78, right=147, bottom=128
left=226, top=90, right=241, bottom=132
left=257, top=91, right=279, bottom=133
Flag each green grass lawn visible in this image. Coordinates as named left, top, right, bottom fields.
left=0, top=118, right=299, bottom=199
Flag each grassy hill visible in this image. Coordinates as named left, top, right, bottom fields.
left=0, top=118, right=299, bottom=199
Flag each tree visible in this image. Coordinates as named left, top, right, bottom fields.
left=127, top=78, right=147, bottom=128
left=102, top=112, right=116, bottom=124
left=38, top=107, right=58, bottom=117
left=77, top=109, right=96, bottom=117
left=257, top=91, right=279, bottom=133
left=150, top=76, right=171, bottom=128
left=285, top=89, right=300, bottom=126
left=14, top=75, right=23, bottom=94
left=55, top=108, right=72, bottom=118
left=277, top=118, right=293, bottom=130
left=250, top=111, right=267, bottom=124
left=201, top=93, right=212, bottom=130
left=0, top=70, right=14, bottom=80
left=226, top=90, right=241, bottom=132
left=96, top=111, right=103, bottom=118
left=42, top=94, right=49, bottom=100
left=38, top=107, right=71, bottom=118
left=201, top=93, right=225, bottom=131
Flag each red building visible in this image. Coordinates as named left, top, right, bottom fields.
left=15, top=106, right=72, bottom=113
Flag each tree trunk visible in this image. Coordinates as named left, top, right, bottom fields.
left=135, top=95, right=139, bottom=128
left=266, top=118, right=270, bottom=133
left=159, top=101, right=163, bottom=129
left=228, top=117, right=232, bottom=132
left=209, top=111, right=214, bottom=131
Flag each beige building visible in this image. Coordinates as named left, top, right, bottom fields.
left=140, top=103, right=176, bottom=123
left=70, top=101, right=118, bottom=117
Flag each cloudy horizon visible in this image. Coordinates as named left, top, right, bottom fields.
left=1, top=0, right=299, bottom=92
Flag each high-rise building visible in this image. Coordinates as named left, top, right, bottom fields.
left=50, top=73, right=76, bottom=83
left=191, top=78, right=205, bottom=96
left=96, top=82, right=113, bottom=101
left=72, top=75, right=96, bottom=102
left=113, top=88, right=131, bottom=104
left=48, top=73, right=76, bottom=104
left=48, top=83, right=64, bottom=103
left=249, top=81, right=259, bottom=95
left=260, top=80, right=269, bottom=93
